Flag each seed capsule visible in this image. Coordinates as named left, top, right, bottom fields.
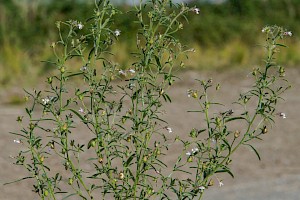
left=262, top=126, right=268, bottom=134
left=208, top=179, right=214, bottom=186
left=234, top=130, right=240, bottom=138
left=119, top=172, right=124, bottom=180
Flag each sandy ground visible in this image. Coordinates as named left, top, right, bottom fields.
left=1, top=68, right=300, bottom=200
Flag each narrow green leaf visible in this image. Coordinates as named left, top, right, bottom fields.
left=225, top=116, right=246, bottom=123
left=66, top=72, right=84, bottom=78
left=215, top=168, right=234, bottom=178
left=68, top=109, right=85, bottom=121
left=124, top=153, right=135, bottom=167
left=61, top=193, right=77, bottom=200
left=276, top=43, right=287, bottom=47
left=245, top=144, right=261, bottom=160
left=4, top=176, right=34, bottom=185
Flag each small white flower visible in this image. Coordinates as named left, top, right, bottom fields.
left=186, top=151, right=191, bottom=156
left=199, top=186, right=205, bottom=191
left=42, top=98, right=50, bottom=105
left=284, top=31, right=292, bottom=36
left=80, top=66, right=87, bottom=71
left=118, top=70, right=126, bottom=76
left=219, top=180, right=224, bottom=187
left=187, top=89, right=191, bottom=97
left=129, top=83, right=135, bottom=89
left=193, top=8, right=200, bottom=14
left=79, top=107, right=85, bottom=113
left=262, top=26, right=269, bottom=33
left=166, top=127, right=172, bottom=133
left=13, top=139, right=21, bottom=144
left=128, top=69, right=136, bottom=74
left=278, top=112, right=286, bottom=119
left=78, top=22, right=84, bottom=30
left=114, top=29, right=121, bottom=37
left=192, top=147, right=199, bottom=154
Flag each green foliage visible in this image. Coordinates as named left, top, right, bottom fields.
left=6, top=0, right=291, bottom=199
left=1, top=0, right=300, bottom=86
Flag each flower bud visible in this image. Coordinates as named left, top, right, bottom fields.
left=47, top=77, right=53, bottom=84
left=68, top=178, right=73, bottom=185
left=44, top=190, right=49, bottom=197
left=143, top=156, right=148, bottom=162
left=262, top=126, right=268, bottom=134
left=40, top=155, right=44, bottom=163
left=60, top=67, right=65, bottom=73
left=191, top=91, right=198, bottom=98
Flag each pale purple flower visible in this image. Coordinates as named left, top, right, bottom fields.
left=186, top=151, right=191, bottom=156
left=79, top=107, right=85, bottom=113
left=284, top=31, right=292, bottom=36
left=128, top=69, right=136, bottom=74
left=118, top=70, right=126, bottom=76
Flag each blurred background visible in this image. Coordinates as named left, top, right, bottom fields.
left=0, top=0, right=299, bottom=90
left=1, top=0, right=300, bottom=200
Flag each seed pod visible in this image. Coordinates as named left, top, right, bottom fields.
left=159, top=88, right=164, bottom=96
left=119, top=172, right=124, bottom=180
left=234, top=130, right=240, bottom=138
left=88, top=138, right=97, bottom=149
left=50, top=141, right=55, bottom=149
left=208, top=179, right=214, bottom=186
left=40, top=156, right=44, bottom=163
left=262, top=126, right=268, bottom=134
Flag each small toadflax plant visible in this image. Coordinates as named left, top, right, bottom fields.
left=6, top=0, right=291, bottom=199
